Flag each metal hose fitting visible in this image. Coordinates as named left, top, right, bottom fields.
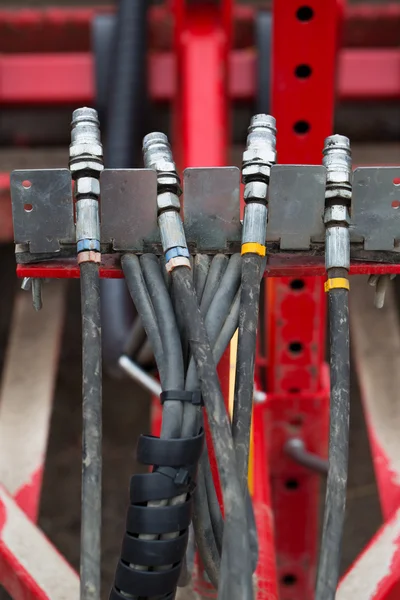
left=323, top=135, right=352, bottom=271
left=142, top=132, right=189, bottom=270
left=241, top=114, right=277, bottom=249
left=69, top=108, right=104, bottom=262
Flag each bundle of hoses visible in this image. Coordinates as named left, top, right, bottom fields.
left=109, top=116, right=277, bottom=599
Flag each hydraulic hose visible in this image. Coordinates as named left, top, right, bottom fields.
left=80, top=261, right=102, bottom=600
left=232, top=254, right=265, bottom=489
left=122, top=253, right=166, bottom=387
left=232, top=114, right=276, bottom=492
left=100, top=0, right=148, bottom=375
left=172, top=266, right=254, bottom=600
left=69, top=108, right=104, bottom=600
left=316, top=135, right=352, bottom=600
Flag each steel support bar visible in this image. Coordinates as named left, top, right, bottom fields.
left=265, top=1, right=342, bottom=597
left=0, top=485, right=79, bottom=600
left=337, top=507, right=400, bottom=600
left=0, top=283, right=66, bottom=522
left=0, top=49, right=398, bottom=106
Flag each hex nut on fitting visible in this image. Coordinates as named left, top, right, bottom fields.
left=324, top=205, right=350, bottom=225
left=244, top=181, right=268, bottom=202
left=76, top=177, right=100, bottom=197
left=157, top=191, right=181, bottom=213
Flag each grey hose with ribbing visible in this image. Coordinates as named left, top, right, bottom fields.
left=172, top=265, right=254, bottom=600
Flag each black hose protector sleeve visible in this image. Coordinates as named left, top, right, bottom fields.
left=121, top=530, right=189, bottom=567
left=115, top=562, right=182, bottom=598
left=232, top=254, right=265, bottom=491
left=111, top=429, right=204, bottom=599
left=316, top=288, right=350, bottom=600
left=138, top=431, right=204, bottom=467
left=121, top=254, right=166, bottom=386
left=130, top=472, right=189, bottom=504
left=110, top=589, right=174, bottom=600
left=126, top=502, right=192, bottom=535
left=171, top=266, right=253, bottom=600
left=80, top=261, right=102, bottom=600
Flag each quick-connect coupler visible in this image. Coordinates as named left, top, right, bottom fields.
left=241, top=114, right=277, bottom=256
left=323, top=135, right=352, bottom=290
left=143, top=132, right=190, bottom=272
left=69, top=107, right=104, bottom=265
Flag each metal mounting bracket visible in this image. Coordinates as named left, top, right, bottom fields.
left=183, top=167, right=242, bottom=251
left=351, top=167, right=400, bottom=251
left=10, top=169, right=75, bottom=254
left=267, top=165, right=327, bottom=249
left=100, top=169, right=159, bottom=252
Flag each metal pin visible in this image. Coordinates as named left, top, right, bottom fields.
left=31, top=278, right=43, bottom=311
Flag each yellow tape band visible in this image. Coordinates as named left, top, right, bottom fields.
left=241, top=243, right=266, bottom=256
left=324, top=277, right=350, bottom=292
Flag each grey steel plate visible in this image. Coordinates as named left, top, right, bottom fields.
left=183, top=167, right=242, bottom=251
left=267, top=165, right=327, bottom=249
left=100, top=169, right=159, bottom=251
left=10, top=169, right=74, bottom=253
left=352, top=167, right=400, bottom=251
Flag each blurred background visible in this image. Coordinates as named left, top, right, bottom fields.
left=0, top=0, right=398, bottom=598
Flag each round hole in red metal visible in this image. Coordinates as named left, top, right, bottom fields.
left=296, top=6, right=314, bottom=22
left=281, top=573, right=298, bottom=586
left=24, top=204, right=33, bottom=213
left=295, top=64, right=312, bottom=79
left=285, top=479, right=299, bottom=491
left=392, top=200, right=400, bottom=210
left=22, top=180, right=32, bottom=189
left=293, top=120, right=310, bottom=135
left=290, top=278, right=305, bottom=290
left=394, top=178, right=400, bottom=186
left=289, top=341, right=303, bottom=354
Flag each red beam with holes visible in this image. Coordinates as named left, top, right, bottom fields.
left=0, top=48, right=398, bottom=107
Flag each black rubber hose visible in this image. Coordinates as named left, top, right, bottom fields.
left=194, top=254, right=212, bottom=302
left=106, top=0, right=147, bottom=168
left=100, top=0, right=148, bottom=376
left=182, top=254, right=242, bottom=435
left=121, top=254, right=166, bottom=387
left=232, top=254, right=266, bottom=491
left=315, top=287, right=350, bottom=600
left=192, top=462, right=221, bottom=589
left=140, top=253, right=184, bottom=436
left=80, top=261, right=102, bottom=600
left=171, top=266, right=253, bottom=600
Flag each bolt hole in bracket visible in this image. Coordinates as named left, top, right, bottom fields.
left=10, top=169, right=75, bottom=254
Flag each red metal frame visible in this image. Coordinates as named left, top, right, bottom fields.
left=2, top=1, right=400, bottom=599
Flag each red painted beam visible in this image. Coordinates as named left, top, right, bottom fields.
left=16, top=259, right=400, bottom=282
left=0, top=48, right=398, bottom=107
left=0, top=5, right=398, bottom=53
